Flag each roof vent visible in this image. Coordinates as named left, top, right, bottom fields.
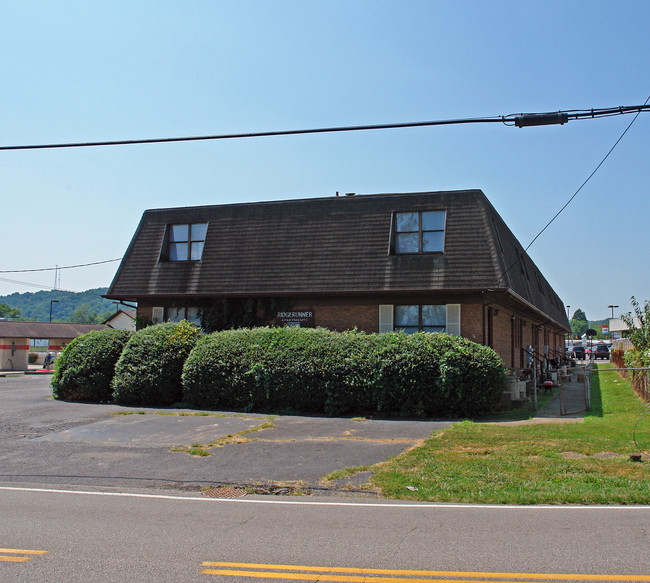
left=345, top=192, right=355, bottom=197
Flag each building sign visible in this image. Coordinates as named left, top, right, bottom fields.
left=602, top=325, right=609, bottom=335
left=276, top=310, right=314, bottom=328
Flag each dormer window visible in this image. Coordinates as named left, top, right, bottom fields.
left=395, top=210, right=445, bottom=254
left=166, top=223, right=208, bottom=261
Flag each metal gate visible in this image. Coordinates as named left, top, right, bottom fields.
left=558, top=365, right=591, bottom=416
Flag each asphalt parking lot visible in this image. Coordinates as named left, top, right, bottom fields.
left=0, top=374, right=453, bottom=495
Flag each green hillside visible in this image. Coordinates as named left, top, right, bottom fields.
left=0, top=288, right=119, bottom=323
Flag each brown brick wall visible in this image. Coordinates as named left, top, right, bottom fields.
left=491, top=310, right=512, bottom=366
left=138, top=302, right=154, bottom=323
left=135, top=298, right=567, bottom=373
left=291, top=303, right=378, bottom=332
left=461, top=304, right=483, bottom=344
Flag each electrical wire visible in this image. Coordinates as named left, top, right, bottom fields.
left=2, top=101, right=648, bottom=297
left=0, top=116, right=505, bottom=151
left=0, top=275, right=61, bottom=291
left=497, top=95, right=650, bottom=288
left=523, top=97, right=649, bottom=252
left=1, top=104, right=649, bottom=151
left=0, top=257, right=122, bottom=274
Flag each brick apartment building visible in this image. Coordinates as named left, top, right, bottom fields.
left=105, top=190, right=570, bottom=372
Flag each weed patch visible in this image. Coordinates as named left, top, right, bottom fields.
left=171, top=420, right=275, bottom=456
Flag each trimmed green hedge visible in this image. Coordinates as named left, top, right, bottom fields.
left=182, top=327, right=505, bottom=417
left=52, top=328, right=133, bottom=402
left=111, top=321, right=201, bottom=406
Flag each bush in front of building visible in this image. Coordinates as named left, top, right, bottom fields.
left=439, top=339, right=507, bottom=416
left=181, top=327, right=506, bottom=417
left=181, top=327, right=333, bottom=413
left=111, top=321, right=201, bottom=406
left=52, top=328, right=133, bottom=402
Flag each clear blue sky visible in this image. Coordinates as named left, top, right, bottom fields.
left=1, top=0, right=648, bottom=322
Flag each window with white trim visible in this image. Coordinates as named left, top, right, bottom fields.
left=395, top=304, right=446, bottom=333
left=395, top=211, right=446, bottom=254
left=379, top=304, right=460, bottom=335
left=151, top=306, right=201, bottom=325
left=166, top=223, right=208, bottom=261
left=166, top=307, right=186, bottom=323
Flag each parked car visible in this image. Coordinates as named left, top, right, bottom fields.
left=595, top=345, right=610, bottom=360
left=571, top=346, right=585, bottom=359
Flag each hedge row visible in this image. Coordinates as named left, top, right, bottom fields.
left=52, top=323, right=506, bottom=417
left=181, top=327, right=505, bottom=417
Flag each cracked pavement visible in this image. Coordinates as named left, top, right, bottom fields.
left=0, top=375, right=454, bottom=494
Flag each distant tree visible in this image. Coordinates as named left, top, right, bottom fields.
left=0, top=303, right=21, bottom=319
left=570, top=308, right=588, bottom=339
left=70, top=304, right=98, bottom=324
left=572, top=308, right=587, bottom=323
left=96, top=311, right=115, bottom=324
left=0, top=288, right=112, bottom=322
left=571, top=319, right=587, bottom=338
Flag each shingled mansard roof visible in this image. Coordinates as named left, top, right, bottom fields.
left=106, top=190, right=569, bottom=329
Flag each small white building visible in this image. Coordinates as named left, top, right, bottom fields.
left=103, top=309, right=136, bottom=331
left=609, top=317, right=641, bottom=338
left=0, top=321, right=107, bottom=371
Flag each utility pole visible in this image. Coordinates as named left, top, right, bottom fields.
left=49, top=300, right=59, bottom=322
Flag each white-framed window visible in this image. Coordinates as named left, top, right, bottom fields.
left=163, top=306, right=201, bottom=325
left=166, top=307, right=186, bottom=323
left=395, top=305, right=446, bottom=333
left=167, top=223, right=208, bottom=261
left=395, top=210, right=446, bottom=254
left=379, top=304, right=461, bottom=335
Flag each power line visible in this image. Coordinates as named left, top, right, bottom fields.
left=0, top=258, right=122, bottom=274
left=1, top=104, right=649, bottom=151
left=0, top=275, right=60, bottom=291
left=498, top=95, right=650, bottom=288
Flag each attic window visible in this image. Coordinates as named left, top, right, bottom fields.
left=167, top=223, right=208, bottom=261
left=395, top=210, right=445, bottom=254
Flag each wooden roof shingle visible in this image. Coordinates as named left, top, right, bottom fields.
left=106, top=190, right=568, bottom=327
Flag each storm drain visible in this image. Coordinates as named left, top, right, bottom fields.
left=202, top=487, right=248, bottom=499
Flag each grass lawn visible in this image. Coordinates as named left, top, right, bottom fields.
left=368, top=364, right=650, bottom=504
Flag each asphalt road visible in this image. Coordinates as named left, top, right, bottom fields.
left=2, top=374, right=649, bottom=582
left=1, top=486, right=648, bottom=583
left=0, top=375, right=453, bottom=493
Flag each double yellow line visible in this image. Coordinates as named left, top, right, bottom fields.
left=0, top=547, right=48, bottom=563
left=201, top=561, right=650, bottom=582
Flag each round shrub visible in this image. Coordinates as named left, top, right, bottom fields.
left=52, top=328, right=132, bottom=402
left=111, top=321, right=201, bottom=406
